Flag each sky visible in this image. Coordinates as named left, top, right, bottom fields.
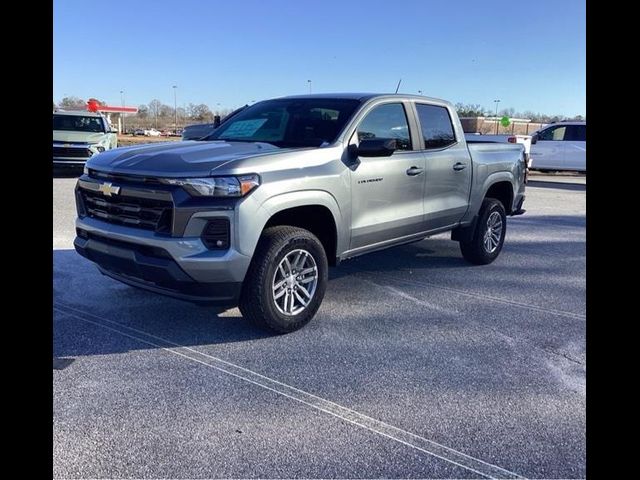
left=53, top=0, right=586, bottom=117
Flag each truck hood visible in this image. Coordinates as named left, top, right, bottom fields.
left=53, top=130, right=108, bottom=144
left=87, top=140, right=288, bottom=177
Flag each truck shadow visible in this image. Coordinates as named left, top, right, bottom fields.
left=53, top=213, right=585, bottom=358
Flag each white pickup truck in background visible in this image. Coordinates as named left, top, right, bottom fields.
left=529, top=122, right=586, bottom=173
left=465, top=133, right=532, bottom=168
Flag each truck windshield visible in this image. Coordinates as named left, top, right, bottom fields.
left=204, top=98, right=361, bottom=148
left=53, top=114, right=106, bottom=133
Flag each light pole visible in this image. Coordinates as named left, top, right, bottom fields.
left=494, top=99, right=500, bottom=134
left=120, top=90, right=125, bottom=133
left=418, top=90, right=423, bottom=95
left=173, top=85, right=178, bottom=133
left=307, top=79, right=312, bottom=94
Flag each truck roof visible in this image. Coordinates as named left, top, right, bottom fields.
left=53, top=110, right=104, bottom=117
left=278, top=92, right=451, bottom=105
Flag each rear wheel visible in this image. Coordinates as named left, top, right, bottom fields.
left=459, top=198, right=507, bottom=265
left=239, top=226, right=328, bottom=333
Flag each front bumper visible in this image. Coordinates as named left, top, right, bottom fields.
left=74, top=216, right=251, bottom=306
left=53, top=157, right=90, bottom=166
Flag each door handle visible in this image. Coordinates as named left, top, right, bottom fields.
left=453, top=162, right=467, bottom=171
left=406, top=166, right=424, bottom=176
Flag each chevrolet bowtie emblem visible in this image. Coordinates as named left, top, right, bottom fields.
left=98, top=182, right=120, bottom=197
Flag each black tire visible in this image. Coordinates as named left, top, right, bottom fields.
left=239, top=226, right=328, bottom=334
left=459, top=198, right=507, bottom=265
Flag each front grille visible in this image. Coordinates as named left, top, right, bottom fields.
left=53, top=146, right=91, bottom=158
left=80, top=188, right=173, bottom=233
left=87, top=168, right=162, bottom=185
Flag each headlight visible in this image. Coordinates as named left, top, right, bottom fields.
left=89, top=144, right=106, bottom=153
left=160, top=174, right=260, bottom=197
left=83, top=165, right=89, bottom=175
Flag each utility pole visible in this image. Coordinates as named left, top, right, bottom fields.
left=494, top=99, right=501, bottom=134
left=173, top=85, right=178, bottom=133
left=307, top=79, right=312, bottom=94
left=120, top=90, right=125, bottom=133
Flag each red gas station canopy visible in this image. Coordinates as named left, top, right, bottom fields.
left=87, top=98, right=138, bottom=113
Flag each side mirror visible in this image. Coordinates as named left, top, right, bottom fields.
left=356, top=138, right=397, bottom=157
left=531, top=133, right=538, bottom=145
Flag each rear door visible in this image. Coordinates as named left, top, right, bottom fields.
left=413, top=102, right=472, bottom=230
left=348, top=101, right=426, bottom=250
left=563, top=124, right=586, bottom=171
left=531, top=125, right=567, bottom=169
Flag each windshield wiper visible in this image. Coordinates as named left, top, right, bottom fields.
left=216, top=138, right=255, bottom=142
left=214, top=138, right=279, bottom=147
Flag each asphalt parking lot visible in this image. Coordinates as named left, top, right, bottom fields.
left=53, top=174, right=585, bottom=479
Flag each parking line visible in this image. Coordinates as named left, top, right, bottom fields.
left=349, top=270, right=585, bottom=321
left=54, top=302, right=526, bottom=479
left=361, top=279, right=459, bottom=316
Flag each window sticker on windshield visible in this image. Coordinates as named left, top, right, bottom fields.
left=222, top=119, right=268, bottom=138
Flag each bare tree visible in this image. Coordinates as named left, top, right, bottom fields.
left=499, top=107, right=516, bottom=117
left=455, top=103, right=485, bottom=117
left=148, top=99, right=162, bottom=128
left=137, top=105, right=149, bottom=118
left=191, top=104, right=214, bottom=121
left=59, top=96, right=86, bottom=110
left=159, top=104, right=173, bottom=118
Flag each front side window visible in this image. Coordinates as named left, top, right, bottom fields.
left=53, top=114, right=106, bottom=133
left=356, top=103, right=411, bottom=150
left=538, top=126, right=566, bottom=141
left=415, top=104, right=456, bottom=149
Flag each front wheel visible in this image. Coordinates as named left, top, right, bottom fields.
left=459, top=198, right=507, bottom=265
left=239, top=226, right=328, bottom=333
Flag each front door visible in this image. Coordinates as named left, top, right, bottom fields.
left=414, top=103, right=472, bottom=230
left=531, top=124, right=567, bottom=169
left=348, top=102, right=426, bottom=250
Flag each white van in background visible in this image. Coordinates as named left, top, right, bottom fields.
left=530, top=122, right=586, bottom=172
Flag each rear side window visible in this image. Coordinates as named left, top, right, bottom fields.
left=415, top=104, right=456, bottom=149
left=565, top=125, right=586, bottom=141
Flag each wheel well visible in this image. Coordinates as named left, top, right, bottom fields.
left=264, top=205, right=338, bottom=266
left=485, top=181, right=514, bottom=214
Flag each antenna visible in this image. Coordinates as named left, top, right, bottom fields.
left=394, top=78, right=402, bottom=94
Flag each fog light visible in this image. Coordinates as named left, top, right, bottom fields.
left=201, top=218, right=230, bottom=249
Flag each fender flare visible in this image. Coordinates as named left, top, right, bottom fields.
left=235, top=190, right=346, bottom=258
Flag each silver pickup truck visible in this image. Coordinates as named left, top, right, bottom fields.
left=74, top=93, right=526, bottom=333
